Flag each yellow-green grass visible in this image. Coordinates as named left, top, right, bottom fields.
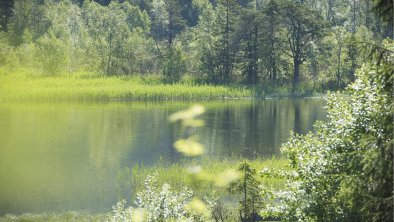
left=0, top=211, right=108, bottom=222
left=117, top=157, right=289, bottom=200
left=0, top=74, right=253, bottom=102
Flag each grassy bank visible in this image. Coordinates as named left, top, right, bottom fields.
left=0, top=74, right=322, bottom=102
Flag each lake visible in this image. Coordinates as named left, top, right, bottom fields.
left=0, top=98, right=326, bottom=215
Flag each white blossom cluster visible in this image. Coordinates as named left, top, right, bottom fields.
left=108, top=173, right=194, bottom=222
left=108, top=200, right=134, bottom=222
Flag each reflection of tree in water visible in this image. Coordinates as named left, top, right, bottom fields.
left=83, top=100, right=327, bottom=166
left=223, top=107, right=233, bottom=150
left=269, top=102, right=278, bottom=154
left=198, top=99, right=326, bottom=157
left=245, top=102, right=260, bottom=156
left=136, top=107, right=182, bottom=163
left=88, top=106, right=136, bottom=170
left=292, top=99, right=327, bottom=135
left=293, top=101, right=302, bottom=134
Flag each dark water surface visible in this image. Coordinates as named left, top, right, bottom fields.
left=0, top=98, right=326, bottom=215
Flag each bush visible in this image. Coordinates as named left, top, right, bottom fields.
left=109, top=173, right=194, bottom=222
left=279, top=40, right=393, bottom=221
left=136, top=173, right=193, bottom=221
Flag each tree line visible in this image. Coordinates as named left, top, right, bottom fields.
left=0, top=0, right=392, bottom=89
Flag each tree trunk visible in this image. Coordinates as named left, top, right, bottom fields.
left=365, top=0, right=371, bottom=30
left=336, top=45, right=342, bottom=89
left=326, top=0, right=334, bottom=23
left=252, top=23, right=258, bottom=84
left=168, top=10, right=173, bottom=46
left=268, top=3, right=276, bottom=84
left=348, top=34, right=356, bottom=82
left=293, top=57, right=300, bottom=87
left=224, top=0, right=230, bottom=84
left=106, top=32, right=113, bottom=74
left=351, top=0, right=357, bottom=33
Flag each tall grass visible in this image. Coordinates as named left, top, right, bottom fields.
left=0, top=73, right=324, bottom=102
left=0, top=74, right=254, bottom=101
left=116, top=157, right=289, bottom=202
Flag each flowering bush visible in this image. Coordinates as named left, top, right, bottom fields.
left=136, top=173, right=194, bottom=221
left=108, top=200, right=134, bottom=222
left=108, top=173, right=194, bottom=222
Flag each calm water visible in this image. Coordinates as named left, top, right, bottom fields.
left=0, top=98, right=326, bottom=215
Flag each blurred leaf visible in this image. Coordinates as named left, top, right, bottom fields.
left=215, top=169, right=241, bottom=187
left=184, top=197, right=210, bottom=217
left=131, top=209, right=147, bottom=222
left=169, top=105, right=205, bottom=122
left=183, top=119, right=205, bottom=127
left=187, top=165, right=202, bottom=174
left=174, top=137, right=205, bottom=157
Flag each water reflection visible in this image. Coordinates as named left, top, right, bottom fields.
left=202, top=99, right=326, bottom=157
left=0, top=98, right=326, bottom=215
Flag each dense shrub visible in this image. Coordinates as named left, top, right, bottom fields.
left=279, top=40, right=393, bottom=221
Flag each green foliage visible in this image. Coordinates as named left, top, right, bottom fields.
left=0, top=0, right=14, bottom=32
left=282, top=1, right=327, bottom=87
left=279, top=40, right=393, bottom=221
left=162, top=46, right=186, bottom=83
left=372, top=0, right=393, bottom=37
left=83, top=1, right=152, bottom=74
left=0, top=0, right=389, bottom=89
left=35, top=35, right=69, bottom=75
left=0, top=0, right=154, bottom=76
left=0, top=36, right=19, bottom=74
left=190, top=0, right=240, bottom=84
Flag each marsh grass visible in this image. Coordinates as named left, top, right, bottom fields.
left=0, top=73, right=323, bottom=102
left=116, top=157, right=289, bottom=202
left=0, top=74, right=252, bottom=101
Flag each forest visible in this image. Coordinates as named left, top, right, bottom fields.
left=0, top=0, right=393, bottom=221
left=0, top=0, right=392, bottom=89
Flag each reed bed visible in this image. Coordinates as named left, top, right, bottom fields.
left=0, top=75, right=253, bottom=101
